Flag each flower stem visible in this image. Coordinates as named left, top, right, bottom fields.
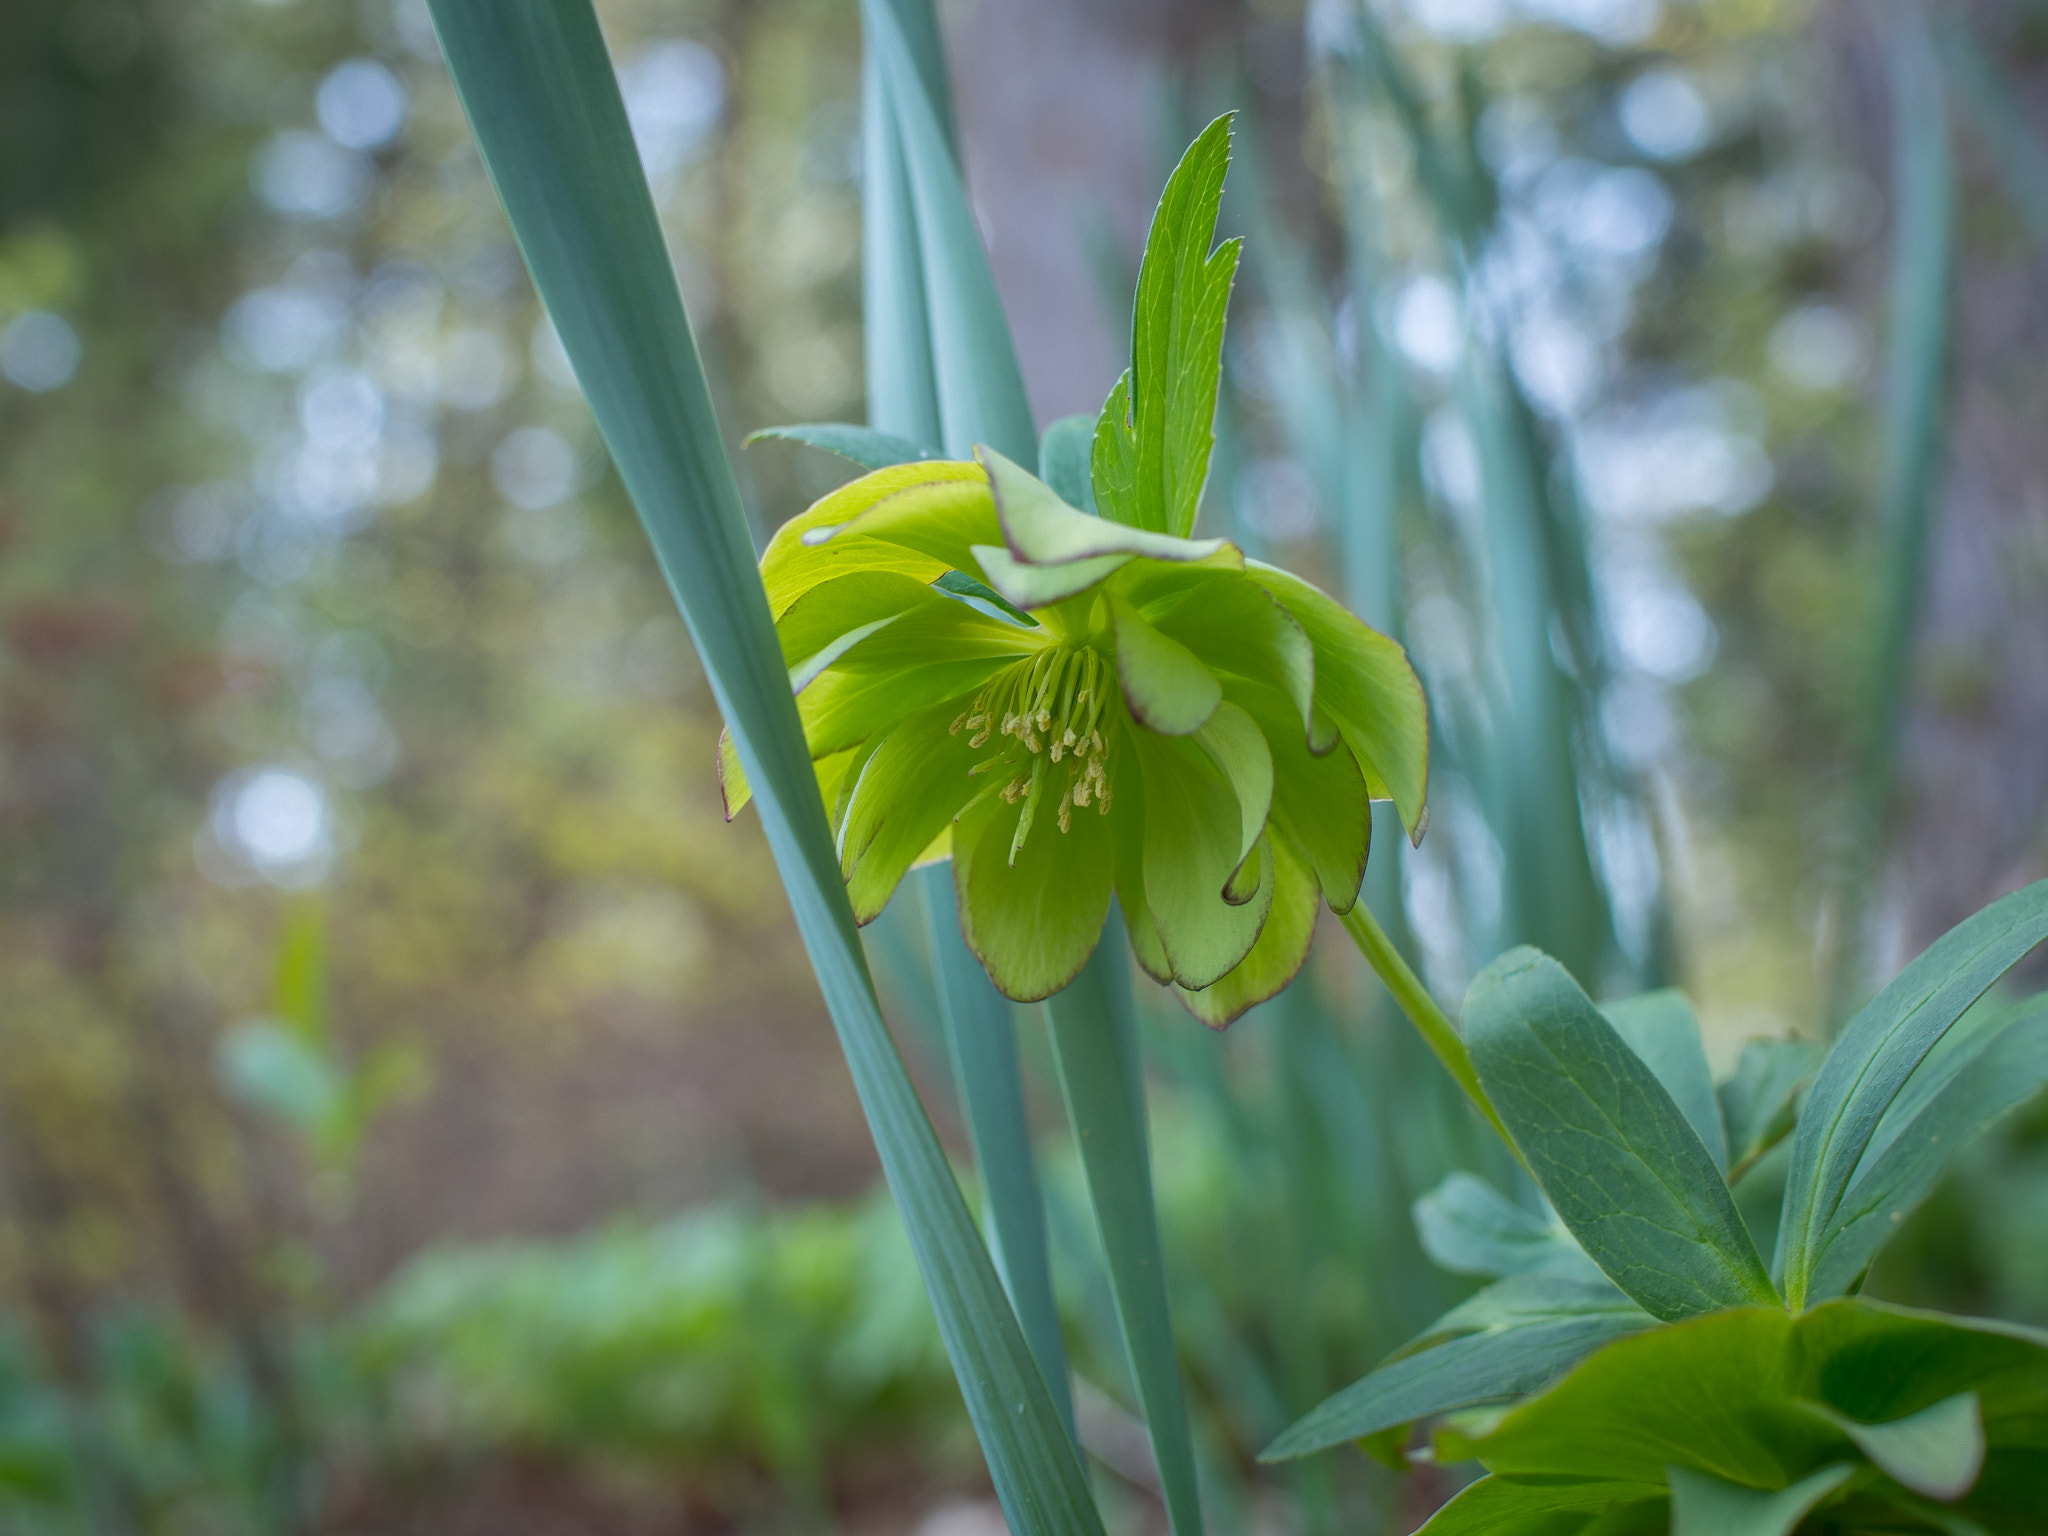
left=1339, top=901, right=1530, bottom=1176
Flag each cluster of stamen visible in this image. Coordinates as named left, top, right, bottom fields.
left=951, top=646, right=1115, bottom=853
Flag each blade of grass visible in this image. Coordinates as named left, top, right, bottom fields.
left=1827, top=2, right=1956, bottom=1027
left=920, top=868, right=1075, bottom=1442
left=1044, top=919, right=1205, bottom=1536
left=863, top=0, right=1037, bottom=464
left=860, top=0, right=1075, bottom=1435
left=423, top=5, right=1100, bottom=1527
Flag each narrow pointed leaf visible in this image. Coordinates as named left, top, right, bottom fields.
left=1413, top=1173, right=1596, bottom=1281
left=1261, top=1306, right=1648, bottom=1461
left=1797, top=1394, right=1983, bottom=1502
left=1602, top=989, right=1728, bottom=1173
left=1045, top=927, right=1206, bottom=1536
left=1780, top=880, right=2048, bottom=1306
left=1465, top=950, right=1778, bottom=1320
left=918, top=867, right=1075, bottom=1441
left=1666, top=1463, right=1854, bottom=1536
left=1720, top=1038, right=1821, bottom=1181
left=1039, top=414, right=1096, bottom=511
left=859, top=0, right=1082, bottom=1475
left=1414, top=1478, right=1665, bottom=1536
left=749, top=422, right=934, bottom=470
left=1128, top=114, right=1242, bottom=538
left=861, top=0, right=1036, bottom=464
left=424, top=5, right=1100, bottom=1526
left=1810, top=997, right=2048, bottom=1298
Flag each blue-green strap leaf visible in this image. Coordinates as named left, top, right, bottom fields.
left=861, top=0, right=1036, bottom=465
left=1261, top=1305, right=1648, bottom=1463
left=918, top=868, right=1075, bottom=1442
left=748, top=422, right=935, bottom=471
left=424, top=5, right=1100, bottom=1528
left=1464, top=950, right=1778, bottom=1321
left=1044, top=923, right=1205, bottom=1536
left=1780, top=880, right=2048, bottom=1306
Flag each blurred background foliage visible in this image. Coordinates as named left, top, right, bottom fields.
left=0, top=0, right=2045, bottom=1530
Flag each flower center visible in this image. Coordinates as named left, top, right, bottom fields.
left=951, top=646, right=1116, bottom=851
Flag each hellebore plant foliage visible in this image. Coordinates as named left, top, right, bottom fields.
left=727, top=116, right=1427, bottom=1027
left=1265, top=880, right=2048, bottom=1535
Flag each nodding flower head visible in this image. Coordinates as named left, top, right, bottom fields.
left=720, top=446, right=1429, bottom=1027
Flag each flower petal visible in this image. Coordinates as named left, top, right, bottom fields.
left=824, top=599, right=1045, bottom=676
left=840, top=701, right=992, bottom=923
left=1109, top=762, right=1175, bottom=984
left=1191, top=700, right=1273, bottom=893
left=799, top=658, right=1010, bottom=757
left=1112, top=593, right=1221, bottom=736
left=761, top=460, right=983, bottom=611
left=819, top=477, right=1002, bottom=573
left=1246, top=560, right=1429, bottom=840
left=972, top=544, right=1132, bottom=609
left=1147, top=572, right=1316, bottom=742
left=1228, top=680, right=1371, bottom=914
left=955, top=779, right=1116, bottom=1002
left=1133, top=730, right=1271, bottom=987
left=981, top=445, right=1239, bottom=568
left=1176, top=834, right=1318, bottom=1028
left=774, top=570, right=937, bottom=675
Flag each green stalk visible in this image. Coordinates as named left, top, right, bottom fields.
left=1338, top=902, right=1526, bottom=1174
left=1827, top=1, right=1955, bottom=1027
left=424, top=4, right=1101, bottom=1526
left=919, top=868, right=1075, bottom=1442
left=861, top=0, right=1076, bottom=1443
left=1044, top=922, right=1206, bottom=1536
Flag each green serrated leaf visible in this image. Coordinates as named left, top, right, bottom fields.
left=1123, top=114, right=1241, bottom=539
left=1465, top=950, right=1778, bottom=1321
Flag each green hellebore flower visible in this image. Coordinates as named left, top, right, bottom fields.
left=722, top=446, right=1428, bottom=1027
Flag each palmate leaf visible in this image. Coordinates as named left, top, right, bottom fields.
left=1464, top=950, right=1778, bottom=1321
left=1092, top=114, right=1242, bottom=539
left=424, top=3, right=1099, bottom=1528
left=1779, top=880, right=2048, bottom=1307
